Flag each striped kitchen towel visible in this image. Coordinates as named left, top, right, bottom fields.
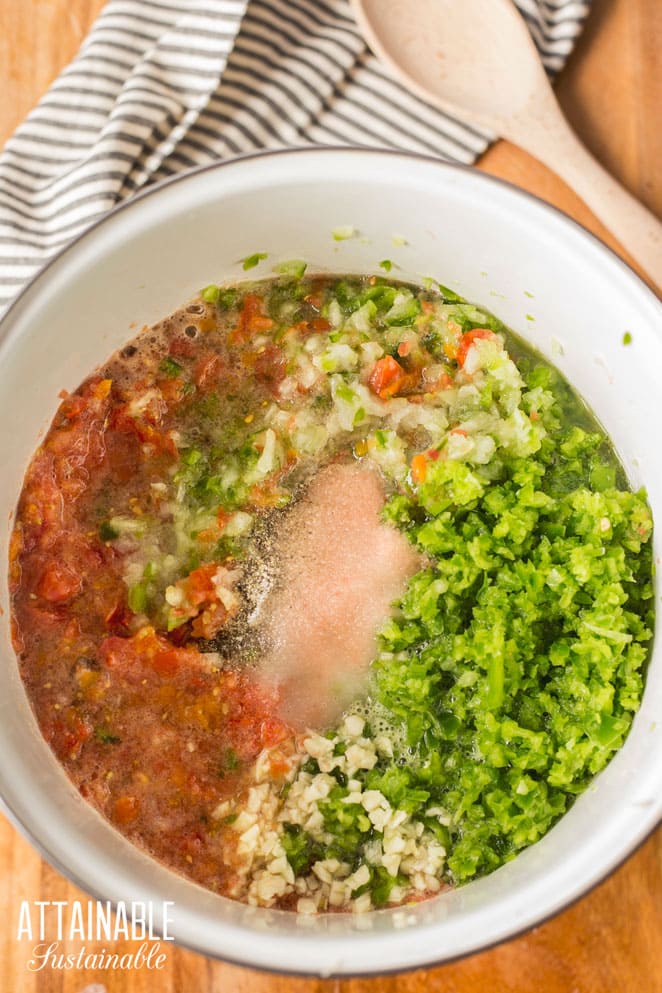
left=0, top=0, right=591, bottom=313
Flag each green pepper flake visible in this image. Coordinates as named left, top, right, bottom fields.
left=622, top=331, right=633, bottom=345
left=98, top=520, right=119, bottom=542
left=201, top=284, right=220, bottom=304
left=525, top=313, right=535, bottom=322
left=128, top=582, right=148, bottom=615
left=379, top=259, right=393, bottom=272
left=182, top=446, right=203, bottom=466
left=275, top=259, right=307, bottom=279
left=224, top=748, right=240, bottom=770
left=332, top=226, right=357, bottom=242
left=94, top=726, right=121, bottom=745
left=159, top=356, right=184, bottom=378
left=218, top=287, right=238, bottom=309
left=242, top=252, right=268, bottom=270
left=437, top=283, right=462, bottom=303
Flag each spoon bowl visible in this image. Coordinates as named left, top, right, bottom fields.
left=352, top=0, right=547, bottom=134
left=352, top=0, right=662, bottom=283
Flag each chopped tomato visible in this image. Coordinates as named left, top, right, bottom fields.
left=233, top=294, right=274, bottom=342
left=368, top=355, right=418, bottom=399
left=18, top=461, right=64, bottom=538
left=158, top=376, right=187, bottom=405
left=57, top=378, right=111, bottom=419
left=369, top=355, right=403, bottom=396
left=166, top=563, right=239, bottom=637
left=397, top=340, right=411, bottom=358
left=58, top=392, right=87, bottom=420
left=185, top=564, right=220, bottom=607
left=219, top=677, right=293, bottom=760
left=101, top=627, right=202, bottom=678
left=456, top=329, right=496, bottom=368
left=36, top=561, right=81, bottom=603
left=49, top=711, right=92, bottom=761
left=40, top=379, right=113, bottom=505
left=411, top=453, right=428, bottom=484
left=151, top=648, right=185, bottom=677
left=114, top=795, right=139, bottom=824
left=112, top=407, right=178, bottom=457
left=260, top=716, right=290, bottom=749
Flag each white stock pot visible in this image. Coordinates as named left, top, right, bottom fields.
left=0, top=148, right=659, bottom=976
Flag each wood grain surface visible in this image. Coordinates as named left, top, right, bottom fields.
left=0, top=1, right=660, bottom=991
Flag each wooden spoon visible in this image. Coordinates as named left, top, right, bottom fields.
left=351, top=0, right=662, bottom=284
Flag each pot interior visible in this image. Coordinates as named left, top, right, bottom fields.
left=0, top=149, right=659, bottom=975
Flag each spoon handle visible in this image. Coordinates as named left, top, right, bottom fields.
left=506, top=96, right=662, bottom=286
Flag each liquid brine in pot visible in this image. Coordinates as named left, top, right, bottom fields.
left=9, top=271, right=653, bottom=912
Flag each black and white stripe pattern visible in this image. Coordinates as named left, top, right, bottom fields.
left=0, top=0, right=590, bottom=311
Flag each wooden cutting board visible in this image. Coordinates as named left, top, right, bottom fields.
left=0, top=0, right=660, bottom=990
